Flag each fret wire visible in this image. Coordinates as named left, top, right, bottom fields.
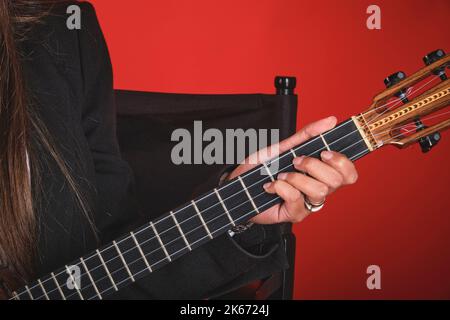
left=51, top=272, right=66, bottom=300
left=268, top=124, right=349, bottom=168
left=214, top=189, right=235, bottom=227
left=191, top=200, right=213, bottom=239
left=37, top=279, right=49, bottom=300
left=12, top=291, right=20, bottom=300
left=96, top=249, right=118, bottom=291
left=22, top=119, right=371, bottom=300
left=238, top=176, right=259, bottom=214
left=130, top=231, right=154, bottom=271
left=150, top=222, right=172, bottom=262
left=25, top=285, right=34, bottom=300
left=290, top=149, right=297, bottom=158
left=292, top=119, right=353, bottom=156
left=262, top=163, right=275, bottom=182
left=65, top=265, right=84, bottom=300
left=320, top=134, right=331, bottom=151
left=113, top=241, right=135, bottom=282
left=169, top=211, right=192, bottom=250
left=80, top=257, right=102, bottom=299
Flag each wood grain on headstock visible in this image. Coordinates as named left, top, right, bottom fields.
left=356, top=53, right=450, bottom=150
left=364, top=54, right=450, bottom=121
left=370, top=79, right=449, bottom=147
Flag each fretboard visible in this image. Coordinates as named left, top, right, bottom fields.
left=12, top=118, right=371, bottom=300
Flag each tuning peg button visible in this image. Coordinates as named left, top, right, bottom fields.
left=415, top=118, right=441, bottom=153
left=423, top=49, right=447, bottom=81
left=419, top=132, right=441, bottom=153
left=423, top=49, right=445, bottom=66
left=384, top=71, right=406, bottom=88
left=384, top=71, right=409, bottom=103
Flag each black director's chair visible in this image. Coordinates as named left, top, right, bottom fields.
left=115, top=76, right=297, bottom=299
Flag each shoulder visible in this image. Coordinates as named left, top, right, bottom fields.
left=24, top=1, right=111, bottom=97
left=45, top=1, right=99, bottom=25
left=22, top=1, right=108, bottom=67
left=38, top=1, right=106, bottom=51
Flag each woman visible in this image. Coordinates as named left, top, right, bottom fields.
left=0, top=1, right=358, bottom=299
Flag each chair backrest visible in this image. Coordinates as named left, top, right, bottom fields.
left=115, top=77, right=298, bottom=299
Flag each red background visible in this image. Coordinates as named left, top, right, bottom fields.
left=88, top=0, right=450, bottom=299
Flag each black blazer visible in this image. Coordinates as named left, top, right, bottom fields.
left=22, top=1, right=287, bottom=299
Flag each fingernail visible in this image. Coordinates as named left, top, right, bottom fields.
left=278, top=173, right=288, bottom=180
left=263, top=183, right=271, bottom=189
left=293, top=156, right=304, bottom=166
left=321, top=151, right=333, bottom=160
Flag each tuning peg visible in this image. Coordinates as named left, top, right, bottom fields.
left=414, top=118, right=441, bottom=153
left=384, top=71, right=409, bottom=103
left=384, top=71, right=406, bottom=88
left=419, top=132, right=441, bottom=153
left=423, top=49, right=447, bottom=81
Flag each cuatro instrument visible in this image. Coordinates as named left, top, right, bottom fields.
left=2, top=49, right=449, bottom=300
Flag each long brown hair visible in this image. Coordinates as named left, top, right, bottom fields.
left=0, top=0, right=92, bottom=280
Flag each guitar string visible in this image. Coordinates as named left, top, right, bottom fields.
left=395, top=110, right=450, bottom=133
left=357, top=75, right=441, bottom=134
left=20, top=74, right=440, bottom=299
left=44, top=121, right=422, bottom=301
left=330, top=74, right=439, bottom=120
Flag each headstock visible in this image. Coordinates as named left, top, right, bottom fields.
left=353, top=49, right=450, bottom=153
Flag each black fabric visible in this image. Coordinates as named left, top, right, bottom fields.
left=115, top=91, right=297, bottom=222
left=20, top=1, right=296, bottom=299
left=114, top=91, right=297, bottom=299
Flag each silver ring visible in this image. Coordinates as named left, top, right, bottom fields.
left=304, top=196, right=326, bottom=213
